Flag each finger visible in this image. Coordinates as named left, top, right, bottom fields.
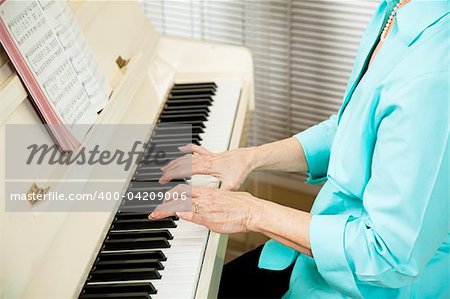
left=149, top=211, right=175, bottom=219
left=219, top=179, right=240, bottom=191
left=161, top=154, right=194, bottom=175
left=160, top=159, right=176, bottom=171
left=178, top=144, right=211, bottom=155
left=159, top=157, right=193, bottom=183
left=160, top=157, right=211, bottom=183
left=161, top=154, right=191, bottom=171
left=151, top=199, right=190, bottom=215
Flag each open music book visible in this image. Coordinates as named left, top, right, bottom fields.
left=0, top=0, right=111, bottom=151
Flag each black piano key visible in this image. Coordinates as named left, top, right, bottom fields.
left=131, top=173, right=164, bottom=181
left=151, top=125, right=204, bottom=135
left=111, top=219, right=177, bottom=230
left=151, top=135, right=194, bottom=142
left=191, top=125, right=205, bottom=134
left=170, top=87, right=216, bottom=97
left=140, top=149, right=196, bottom=163
left=165, top=99, right=212, bottom=107
left=150, top=132, right=199, bottom=140
left=146, top=137, right=197, bottom=146
left=120, top=201, right=160, bottom=209
left=132, top=173, right=163, bottom=182
left=140, top=155, right=182, bottom=164
left=143, top=151, right=184, bottom=158
left=83, top=282, right=156, bottom=295
left=161, top=108, right=209, bottom=116
left=118, top=204, right=158, bottom=213
left=151, top=134, right=202, bottom=143
left=151, top=132, right=194, bottom=140
left=170, top=215, right=180, bottom=221
left=162, top=104, right=210, bottom=112
left=173, top=81, right=216, bottom=86
left=143, top=139, right=199, bottom=148
left=103, top=237, right=170, bottom=251
left=127, top=181, right=179, bottom=191
left=108, top=229, right=173, bottom=240
left=192, top=135, right=203, bottom=143
left=115, top=212, right=163, bottom=221
left=172, top=82, right=217, bottom=89
left=94, top=258, right=164, bottom=271
left=123, top=190, right=183, bottom=200
left=148, top=134, right=192, bottom=141
left=144, top=146, right=181, bottom=154
left=114, top=212, right=179, bottom=222
left=80, top=293, right=151, bottom=299
left=120, top=197, right=162, bottom=206
left=99, top=250, right=167, bottom=262
left=144, top=148, right=181, bottom=158
left=166, top=98, right=213, bottom=107
left=138, top=160, right=177, bottom=168
left=88, top=268, right=161, bottom=282
left=131, top=173, right=162, bottom=181
left=158, top=120, right=206, bottom=129
left=133, top=164, right=162, bottom=172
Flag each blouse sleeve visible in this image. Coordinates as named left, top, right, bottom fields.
left=294, top=114, right=338, bottom=184
left=309, top=72, right=449, bottom=297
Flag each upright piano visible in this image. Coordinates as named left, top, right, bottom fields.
left=0, top=1, right=254, bottom=298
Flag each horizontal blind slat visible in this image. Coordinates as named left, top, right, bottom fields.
left=141, top=0, right=375, bottom=150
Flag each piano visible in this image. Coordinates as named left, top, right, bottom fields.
left=0, top=1, right=254, bottom=298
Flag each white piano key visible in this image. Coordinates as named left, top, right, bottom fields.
left=199, top=79, right=242, bottom=153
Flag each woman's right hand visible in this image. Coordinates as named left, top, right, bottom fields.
left=159, top=144, right=256, bottom=190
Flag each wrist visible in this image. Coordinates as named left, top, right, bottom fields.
left=245, top=194, right=269, bottom=233
left=242, top=146, right=261, bottom=172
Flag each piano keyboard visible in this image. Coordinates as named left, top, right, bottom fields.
left=79, top=79, right=242, bottom=299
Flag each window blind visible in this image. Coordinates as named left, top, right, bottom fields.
left=141, top=1, right=378, bottom=187
left=141, top=0, right=378, bottom=146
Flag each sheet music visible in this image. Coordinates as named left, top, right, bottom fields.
left=0, top=0, right=110, bottom=142
left=40, top=0, right=111, bottom=111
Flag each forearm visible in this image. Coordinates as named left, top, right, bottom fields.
left=249, top=197, right=312, bottom=257
left=264, top=231, right=312, bottom=257
left=247, top=137, right=308, bottom=173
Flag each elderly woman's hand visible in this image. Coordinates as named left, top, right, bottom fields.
left=159, top=144, right=256, bottom=190
left=150, top=186, right=261, bottom=234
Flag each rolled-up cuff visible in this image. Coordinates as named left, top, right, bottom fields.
left=294, top=129, right=329, bottom=184
left=258, top=239, right=299, bottom=270
left=310, top=214, right=363, bottom=298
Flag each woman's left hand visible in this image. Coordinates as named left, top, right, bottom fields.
left=150, top=186, right=261, bottom=234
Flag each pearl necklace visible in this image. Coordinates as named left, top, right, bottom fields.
left=380, top=0, right=407, bottom=42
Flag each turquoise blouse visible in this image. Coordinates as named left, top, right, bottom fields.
left=258, top=0, right=449, bottom=298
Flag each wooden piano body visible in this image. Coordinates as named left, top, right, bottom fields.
left=0, top=1, right=254, bottom=298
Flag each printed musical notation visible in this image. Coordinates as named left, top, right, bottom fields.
left=41, top=0, right=110, bottom=111
left=0, top=0, right=112, bottom=149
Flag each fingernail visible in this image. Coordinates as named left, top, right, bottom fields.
left=149, top=213, right=154, bottom=219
